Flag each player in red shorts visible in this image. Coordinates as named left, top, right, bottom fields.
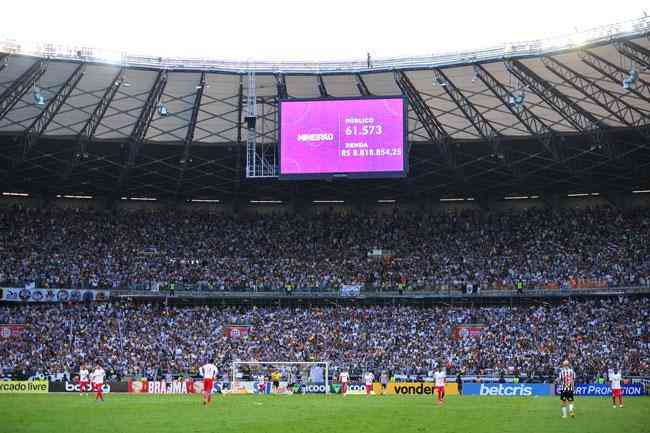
left=91, top=363, right=105, bottom=402
left=199, top=360, right=218, bottom=406
left=609, top=369, right=623, bottom=408
left=79, top=364, right=90, bottom=396
left=364, top=371, right=374, bottom=395
left=433, top=365, right=446, bottom=405
left=339, top=369, right=349, bottom=396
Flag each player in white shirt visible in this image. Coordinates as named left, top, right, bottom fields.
left=79, top=364, right=90, bottom=396
left=364, top=371, right=375, bottom=396
left=339, top=370, right=350, bottom=396
left=199, top=360, right=218, bottom=406
left=91, top=364, right=106, bottom=401
left=609, top=369, right=623, bottom=408
left=433, top=366, right=446, bottom=405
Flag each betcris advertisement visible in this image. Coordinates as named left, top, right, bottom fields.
left=464, top=383, right=553, bottom=396
left=555, top=383, right=645, bottom=397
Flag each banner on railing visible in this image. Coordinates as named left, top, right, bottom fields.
left=0, top=324, right=24, bottom=339
left=224, top=325, right=252, bottom=339
left=340, top=284, right=362, bottom=297
left=452, top=324, right=486, bottom=340
left=1, top=288, right=110, bottom=303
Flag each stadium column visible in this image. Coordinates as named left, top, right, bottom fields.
left=476, top=195, right=496, bottom=211
left=232, top=196, right=245, bottom=215
left=290, top=196, right=310, bottom=215
left=601, top=191, right=629, bottom=209
left=543, top=193, right=561, bottom=209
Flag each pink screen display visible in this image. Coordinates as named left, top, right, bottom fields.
left=280, top=98, right=405, bottom=176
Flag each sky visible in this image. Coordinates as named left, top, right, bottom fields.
left=1, top=0, right=648, bottom=62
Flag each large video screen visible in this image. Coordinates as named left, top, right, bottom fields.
left=279, top=96, right=406, bottom=179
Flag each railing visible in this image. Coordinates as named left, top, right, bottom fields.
left=107, top=285, right=650, bottom=299
left=1, top=17, right=648, bottom=74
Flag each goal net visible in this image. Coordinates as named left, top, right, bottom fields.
left=230, top=361, right=330, bottom=394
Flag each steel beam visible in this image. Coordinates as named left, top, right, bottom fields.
left=317, top=75, right=328, bottom=97
left=0, top=54, right=8, bottom=74
left=394, top=70, right=457, bottom=172
left=276, top=74, right=288, bottom=99
left=473, top=64, right=566, bottom=163
left=61, top=68, right=125, bottom=182
left=235, top=75, right=244, bottom=193
left=432, top=68, right=517, bottom=177
left=579, top=49, right=650, bottom=104
left=542, top=55, right=650, bottom=144
left=116, top=70, right=168, bottom=191
left=355, top=74, right=371, bottom=96
left=23, top=62, right=86, bottom=160
left=0, top=60, right=48, bottom=121
left=616, top=40, right=650, bottom=70
left=175, top=72, right=207, bottom=197
left=506, top=59, right=610, bottom=158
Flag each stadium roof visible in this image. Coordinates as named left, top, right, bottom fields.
left=0, top=17, right=650, bottom=202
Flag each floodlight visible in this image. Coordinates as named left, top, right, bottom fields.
left=623, top=68, right=638, bottom=89
left=33, top=86, right=45, bottom=106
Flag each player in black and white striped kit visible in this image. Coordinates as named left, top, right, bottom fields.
left=557, top=360, right=576, bottom=418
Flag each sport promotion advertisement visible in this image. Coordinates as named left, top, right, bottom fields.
left=279, top=97, right=406, bottom=179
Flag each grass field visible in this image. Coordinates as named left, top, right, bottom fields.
left=1, top=394, right=649, bottom=433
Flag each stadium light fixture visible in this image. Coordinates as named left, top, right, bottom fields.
left=567, top=192, right=600, bottom=197
left=504, top=196, right=530, bottom=200
left=123, top=197, right=158, bottom=201
left=313, top=200, right=345, bottom=204
left=158, top=103, right=169, bottom=117
left=250, top=200, right=283, bottom=204
left=434, top=76, right=447, bottom=87
left=508, top=92, right=525, bottom=110
left=622, top=68, right=639, bottom=90
left=440, top=197, right=467, bottom=202
left=32, top=85, right=45, bottom=106
left=377, top=199, right=396, bottom=203
left=2, top=192, right=30, bottom=197
left=632, top=189, right=650, bottom=194
left=190, top=199, right=220, bottom=203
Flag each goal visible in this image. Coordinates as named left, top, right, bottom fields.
left=231, top=361, right=330, bottom=394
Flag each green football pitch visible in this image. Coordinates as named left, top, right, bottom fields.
left=1, top=394, right=649, bottom=433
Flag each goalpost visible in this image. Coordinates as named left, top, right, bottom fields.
left=231, top=361, right=330, bottom=394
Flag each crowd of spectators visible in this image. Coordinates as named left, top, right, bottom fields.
left=0, top=298, right=648, bottom=382
left=0, top=205, right=649, bottom=292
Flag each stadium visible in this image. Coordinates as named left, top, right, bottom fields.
left=1, top=3, right=650, bottom=432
